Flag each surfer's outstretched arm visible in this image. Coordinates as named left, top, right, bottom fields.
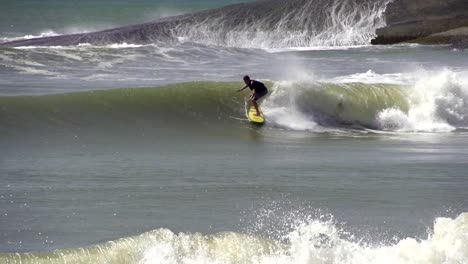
left=237, top=85, right=249, bottom=92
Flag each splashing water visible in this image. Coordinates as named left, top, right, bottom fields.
left=377, top=70, right=468, bottom=132
left=2, top=211, right=466, bottom=264
left=170, top=0, right=391, bottom=49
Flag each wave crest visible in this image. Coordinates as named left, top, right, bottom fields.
left=1, top=0, right=390, bottom=49
left=376, top=70, right=468, bottom=132
left=2, top=71, right=468, bottom=134
left=1, top=213, right=467, bottom=264
left=172, top=0, right=390, bottom=49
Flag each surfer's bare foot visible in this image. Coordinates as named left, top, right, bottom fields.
left=255, top=112, right=261, bottom=116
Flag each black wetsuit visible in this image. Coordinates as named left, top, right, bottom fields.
left=249, top=80, right=268, bottom=101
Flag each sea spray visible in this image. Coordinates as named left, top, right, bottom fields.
left=377, top=70, right=468, bottom=132
left=173, top=0, right=391, bottom=49
left=1, top=213, right=466, bottom=264
left=262, top=81, right=408, bottom=130
left=1, top=0, right=390, bottom=48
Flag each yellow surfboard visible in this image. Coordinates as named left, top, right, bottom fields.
left=247, top=106, right=265, bottom=124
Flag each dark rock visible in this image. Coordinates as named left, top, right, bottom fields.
left=372, top=0, right=468, bottom=48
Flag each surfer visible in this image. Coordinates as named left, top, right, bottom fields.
left=237, top=75, right=268, bottom=116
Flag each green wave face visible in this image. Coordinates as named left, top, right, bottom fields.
left=291, top=82, right=409, bottom=127
left=0, top=82, right=245, bottom=138
left=0, top=81, right=243, bottom=123
left=0, top=81, right=410, bottom=137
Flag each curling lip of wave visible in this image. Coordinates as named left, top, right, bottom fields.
left=0, top=0, right=389, bottom=48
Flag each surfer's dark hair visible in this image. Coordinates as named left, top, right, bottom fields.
left=243, top=75, right=250, bottom=81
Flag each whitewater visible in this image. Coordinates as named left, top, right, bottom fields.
left=1, top=0, right=467, bottom=263
left=2, top=212, right=467, bottom=263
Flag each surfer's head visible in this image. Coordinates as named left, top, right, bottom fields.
left=243, top=75, right=251, bottom=85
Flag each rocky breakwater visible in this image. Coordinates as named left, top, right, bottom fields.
left=372, top=0, right=468, bottom=48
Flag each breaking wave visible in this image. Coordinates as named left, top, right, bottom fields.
left=0, top=0, right=390, bottom=49
left=1, top=71, right=468, bottom=135
left=1, top=213, right=467, bottom=264
left=375, top=70, right=468, bottom=132
left=172, top=0, right=390, bottom=49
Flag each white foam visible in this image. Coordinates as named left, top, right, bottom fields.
left=173, top=0, right=390, bottom=49
left=22, top=31, right=59, bottom=40
left=138, top=213, right=468, bottom=264
left=106, top=43, right=145, bottom=49
left=3, top=25, right=116, bottom=43
left=0, top=31, right=59, bottom=43
left=265, top=106, right=320, bottom=131
left=15, top=42, right=152, bottom=50
left=377, top=108, right=454, bottom=132
left=259, top=69, right=468, bottom=133
left=262, top=82, right=320, bottom=131
left=15, top=45, right=71, bottom=50
left=377, top=70, right=468, bottom=132
left=266, top=45, right=369, bottom=53
left=3, top=211, right=466, bottom=263
left=329, top=70, right=409, bottom=85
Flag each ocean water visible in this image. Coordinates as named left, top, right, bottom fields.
left=0, top=0, right=250, bottom=41
left=1, top=0, right=468, bottom=263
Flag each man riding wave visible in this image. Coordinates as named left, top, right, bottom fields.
left=237, top=75, right=268, bottom=116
